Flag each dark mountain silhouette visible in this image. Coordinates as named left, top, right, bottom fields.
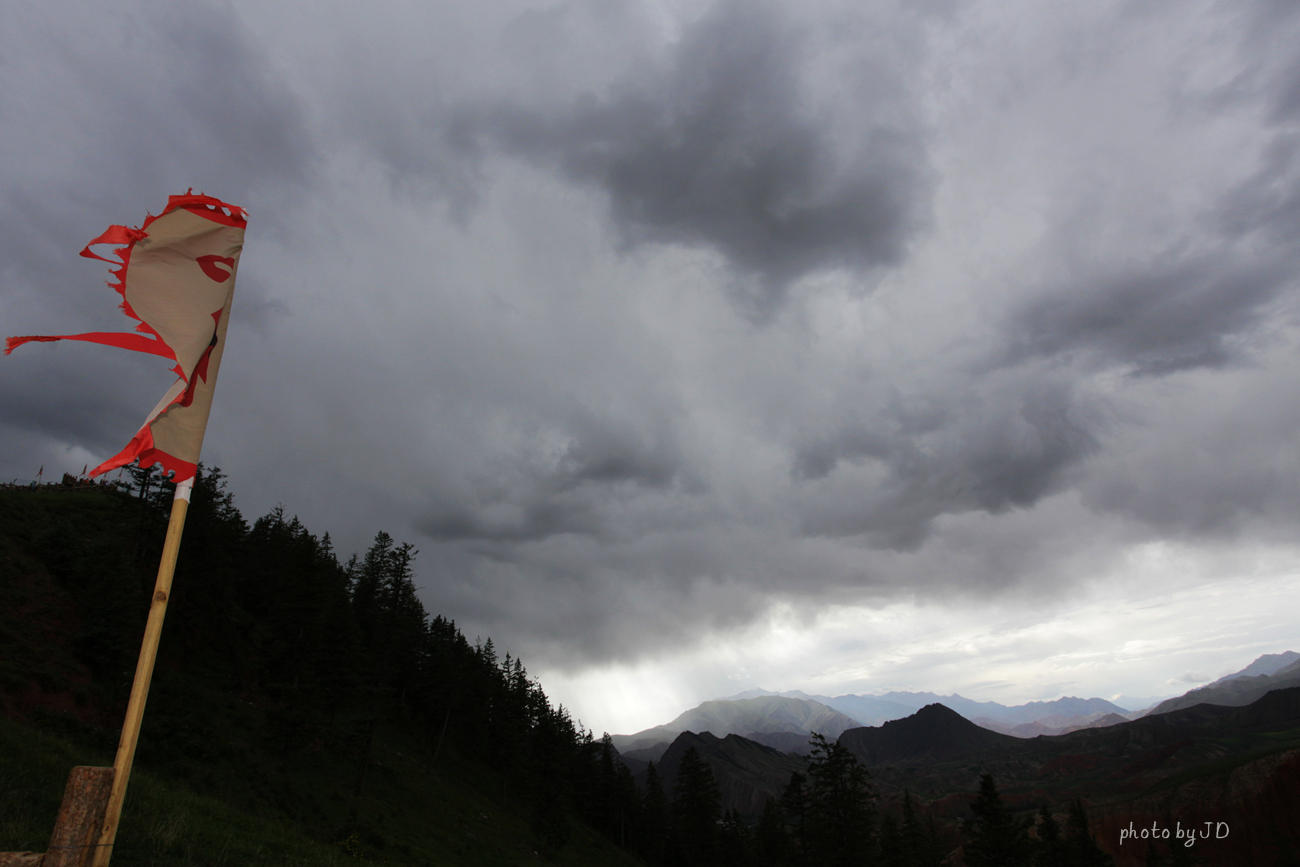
left=741, top=730, right=820, bottom=755
left=837, top=703, right=1021, bottom=766
left=647, top=731, right=808, bottom=815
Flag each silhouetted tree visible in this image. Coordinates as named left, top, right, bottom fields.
left=640, top=761, right=670, bottom=865
left=672, top=746, right=722, bottom=866
left=804, top=732, right=875, bottom=867
left=754, top=796, right=795, bottom=867
left=718, top=808, right=755, bottom=867
left=1034, top=804, right=1065, bottom=867
left=781, top=771, right=809, bottom=861
left=1063, top=799, right=1115, bottom=866
left=901, top=790, right=945, bottom=866
left=963, top=773, right=1032, bottom=867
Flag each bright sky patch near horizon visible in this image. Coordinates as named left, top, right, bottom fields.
left=3, top=0, right=1299, bottom=737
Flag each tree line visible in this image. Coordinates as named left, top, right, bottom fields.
left=601, top=729, right=1114, bottom=867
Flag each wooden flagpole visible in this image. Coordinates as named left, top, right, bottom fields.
left=91, top=476, right=193, bottom=867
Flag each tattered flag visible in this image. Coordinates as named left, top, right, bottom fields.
left=7, top=192, right=246, bottom=483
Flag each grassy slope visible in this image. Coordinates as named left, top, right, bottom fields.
left=1, top=714, right=641, bottom=866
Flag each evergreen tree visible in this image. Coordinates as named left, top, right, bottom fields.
left=754, top=796, right=794, bottom=867
left=1062, top=799, right=1115, bottom=867
left=1034, top=804, right=1065, bottom=867
left=640, top=761, right=670, bottom=865
left=780, top=771, right=809, bottom=863
left=901, top=790, right=945, bottom=867
left=718, top=809, right=755, bottom=867
left=879, top=814, right=905, bottom=867
left=962, top=773, right=1032, bottom=867
left=804, top=732, right=875, bottom=867
left=672, top=746, right=722, bottom=866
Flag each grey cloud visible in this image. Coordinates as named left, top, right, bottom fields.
left=1, top=2, right=315, bottom=234
left=1216, top=132, right=1300, bottom=244
left=453, top=0, right=930, bottom=318
left=793, top=375, right=1101, bottom=548
left=419, top=412, right=683, bottom=543
left=0, top=348, right=156, bottom=453
left=1007, top=255, right=1293, bottom=375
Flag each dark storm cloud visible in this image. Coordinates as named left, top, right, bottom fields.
left=0, top=350, right=153, bottom=451
left=1007, top=255, right=1294, bottom=375
left=452, top=0, right=929, bottom=318
left=1, top=2, right=314, bottom=260
left=420, top=412, right=683, bottom=542
left=1216, top=131, right=1300, bottom=244
left=792, top=375, right=1101, bottom=549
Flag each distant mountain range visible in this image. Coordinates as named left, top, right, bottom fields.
left=970, top=710, right=1133, bottom=739
left=722, top=687, right=1134, bottom=730
left=613, top=649, right=1299, bottom=753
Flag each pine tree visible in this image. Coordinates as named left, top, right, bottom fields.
left=640, top=761, right=670, bottom=865
left=879, top=814, right=905, bottom=867
left=672, top=746, right=722, bottom=866
left=1034, top=804, right=1065, bottom=867
left=754, top=796, right=794, bottom=867
left=804, top=732, right=875, bottom=867
left=898, top=790, right=947, bottom=867
left=1063, top=799, right=1115, bottom=867
left=718, top=809, right=755, bottom=867
left=962, top=773, right=1032, bottom=867
left=781, top=771, right=809, bottom=862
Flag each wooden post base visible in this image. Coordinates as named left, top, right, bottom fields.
left=0, top=767, right=114, bottom=867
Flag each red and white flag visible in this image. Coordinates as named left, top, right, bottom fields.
left=7, top=192, right=246, bottom=483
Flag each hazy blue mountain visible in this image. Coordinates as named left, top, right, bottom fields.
left=974, top=710, right=1133, bottom=737
left=1150, top=656, right=1300, bottom=715
left=610, top=695, right=858, bottom=754
left=1206, top=650, right=1300, bottom=686
left=720, top=687, right=1136, bottom=727
left=787, top=691, right=919, bottom=726
left=1110, top=694, right=1177, bottom=712
left=995, top=696, right=1131, bottom=724
left=809, top=690, right=1128, bottom=725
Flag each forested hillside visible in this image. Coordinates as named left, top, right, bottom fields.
left=0, top=468, right=647, bottom=864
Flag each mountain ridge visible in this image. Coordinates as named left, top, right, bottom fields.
left=1148, top=657, right=1300, bottom=715
left=688, top=649, right=1298, bottom=738
left=610, top=694, right=858, bottom=755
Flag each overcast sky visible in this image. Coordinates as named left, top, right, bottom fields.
left=4, top=0, right=1300, bottom=734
